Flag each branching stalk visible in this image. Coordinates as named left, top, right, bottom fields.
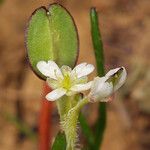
left=61, top=98, right=89, bottom=150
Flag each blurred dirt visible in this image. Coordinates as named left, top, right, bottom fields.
left=0, top=0, right=150, bottom=150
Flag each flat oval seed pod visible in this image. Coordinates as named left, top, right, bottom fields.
left=48, top=4, right=79, bottom=67
left=25, top=4, right=79, bottom=80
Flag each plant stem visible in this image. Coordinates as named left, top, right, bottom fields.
left=39, top=84, right=52, bottom=150
left=74, top=97, right=89, bottom=110
left=65, top=97, right=89, bottom=150
left=77, top=95, right=95, bottom=147
left=90, top=7, right=106, bottom=149
left=56, top=96, right=72, bottom=122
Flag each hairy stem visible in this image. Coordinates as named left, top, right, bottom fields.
left=56, top=96, right=72, bottom=122
left=64, top=98, right=89, bottom=150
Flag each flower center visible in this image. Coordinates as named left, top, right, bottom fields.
left=61, top=74, right=72, bottom=90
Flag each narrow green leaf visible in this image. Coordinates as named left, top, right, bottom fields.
left=90, top=8, right=105, bottom=76
left=79, top=114, right=95, bottom=146
left=95, top=103, right=106, bottom=149
left=90, top=7, right=106, bottom=149
left=26, top=4, right=79, bottom=80
left=51, top=132, right=66, bottom=150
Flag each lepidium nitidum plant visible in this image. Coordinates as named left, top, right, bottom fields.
left=37, top=60, right=127, bottom=149
left=25, top=3, right=127, bottom=150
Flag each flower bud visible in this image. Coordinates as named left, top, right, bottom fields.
left=88, top=67, right=127, bottom=102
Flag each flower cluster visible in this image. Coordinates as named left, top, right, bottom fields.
left=37, top=60, right=127, bottom=102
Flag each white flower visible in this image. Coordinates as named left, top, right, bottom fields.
left=37, top=60, right=94, bottom=101
left=88, top=67, right=127, bottom=102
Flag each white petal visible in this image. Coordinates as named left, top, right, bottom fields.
left=46, top=88, right=67, bottom=101
left=46, top=78, right=59, bottom=89
left=75, top=76, right=88, bottom=84
left=61, top=65, right=72, bottom=76
left=37, top=61, right=51, bottom=77
left=72, top=62, right=86, bottom=74
left=47, top=60, right=63, bottom=79
left=105, top=67, right=121, bottom=77
left=70, top=81, right=93, bottom=92
left=90, top=77, right=106, bottom=94
left=71, top=62, right=94, bottom=78
left=37, top=60, right=63, bottom=79
left=88, top=77, right=113, bottom=102
left=97, top=82, right=113, bottom=98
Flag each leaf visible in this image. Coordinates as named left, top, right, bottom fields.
left=79, top=113, right=95, bottom=147
left=51, top=132, right=66, bottom=150
left=90, top=7, right=106, bottom=149
left=26, top=4, right=79, bottom=80
left=90, top=8, right=105, bottom=76
left=76, top=94, right=95, bottom=149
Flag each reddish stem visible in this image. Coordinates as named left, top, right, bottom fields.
left=39, top=84, right=53, bottom=150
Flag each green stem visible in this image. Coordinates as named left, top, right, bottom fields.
left=79, top=113, right=95, bottom=148
left=56, top=96, right=72, bottom=121
left=79, top=114, right=95, bottom=148
left=74, top=97, right=89, bottom=110
left=64, top=98, right=89, bottom=150
left=90, top=7, right=106, bottom=149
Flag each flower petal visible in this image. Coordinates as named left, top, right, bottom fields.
left=88, top=77, right=113, bottom=102
left=46, top=88, right=67, bottom=101
left=75, top=76, right=88, bottom=84
left=70, top=81, right=93, bottom=92
left=46, top=78, right=59, bottom=89
left=61, top=65, right=72, bottom=76
left=47, top=60, right=63, bottom=79
left=105, top=67, right=121, bottom=77
left=37, top=60, right=63, bottom=79
left=71, top=62, right=94, bottom=78
left=90, top=77, right=106, bottom=94
left=36, top=61, right=51, bottom=77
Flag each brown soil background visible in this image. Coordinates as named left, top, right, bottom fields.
left=0, top=0, right=150, bottom=150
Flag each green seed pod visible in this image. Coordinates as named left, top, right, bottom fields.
left=25, top=3, right=79, bottom=80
